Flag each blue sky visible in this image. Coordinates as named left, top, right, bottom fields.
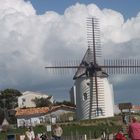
left=27, top=0, right=140, bottom=19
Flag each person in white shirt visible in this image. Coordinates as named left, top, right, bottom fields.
left=25, top=127, right=35, bottom=140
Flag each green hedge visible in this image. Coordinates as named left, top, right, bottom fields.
left=61, top=123, right=121, bottom=138
left=0, top=117, right=122, bottom=139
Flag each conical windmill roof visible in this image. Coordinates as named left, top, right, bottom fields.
left=73, top=49, right=89, bottom=79
left=73, top=48, right=107, bottom=79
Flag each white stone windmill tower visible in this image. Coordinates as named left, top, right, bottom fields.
left=70, top=18, right=114, bottom=119
left=45, top=17, right=140, bottom=120
left=72, top=50, right=114, bottom=120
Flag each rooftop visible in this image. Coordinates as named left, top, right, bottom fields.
left=16, top=105, right=76, bottom=117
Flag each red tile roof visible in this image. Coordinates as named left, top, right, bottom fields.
left=133, top=105, right=140, bottom=110
left=16, top=107, right=49, bottom=116
left=16, top=105, right=76, bottom=117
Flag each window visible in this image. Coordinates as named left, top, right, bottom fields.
left=19, top=120, right=25, bottom=126
left=22, top=98, right=26, bottom=106
left=39, top=117, right=43, bottom=123
left=83, top=92, right=87, bottom=101
left=87, top=82, right=90, bottom=86
left=22, top=98, right=26, bottom=102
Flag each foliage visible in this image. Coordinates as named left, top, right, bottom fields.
left=54, top=100, right=75, bottom=107
left=0, top=132, right=5, bottom=139
left=61, top=124, right=121, bottom=138
left=33, top=125, right=47, bottom=134
left=59, top=112, right=76, bottom=122
left=0, top=88, right=22, bottom=124
left=0, top=88, right=22, bottom=109
left=32, top=97, right=52, bottom=107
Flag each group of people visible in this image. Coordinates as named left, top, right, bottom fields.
left=115, top=116, right=140, bottom=140
left=24, top=124, right=63, bottom=140
left=24, top=116, right=140, bottom=140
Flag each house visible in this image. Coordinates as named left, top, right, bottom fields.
left=45, top=105, right=76, bottom=123
left=132, top=105, right=140, bottom=113
left=18, top=91, right=54, bottom=108
left=114, top=104, right=140, bottom=114
left=16, top=107, right=49, bottom=127
left=15, top=105, right=76, bottom=127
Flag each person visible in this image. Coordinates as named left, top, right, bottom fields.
left=128, top=116, right=140, bottom=140
left=25, top=127, right=35, bottom=140
left=101, top=128, right=108, bottom=140
left=52, top=124, right=63, bottom=140
left=101, top=130, right=106, bottom=140
left=115, top=129, right=126, bottom=140
left=40, top=133, right=49, bottom=140
left=30, top=127, right=35, bottom=140
left=122, top=113, right=127, bottom=124
left=34, top=134, right=40, bottom=140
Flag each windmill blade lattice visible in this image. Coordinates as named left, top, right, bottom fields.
left=86, top=18, right=103, bottom=118
left=45, top=60, right=81, bottom=76
left=87, top=18, right=102, bottom=64
left=103, top=59, right=140, bottom=74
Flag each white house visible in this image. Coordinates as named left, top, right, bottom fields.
left=18, top=91, right=54, bottom=108
left=16, top=107, right=49, bottom=127
left=45, top=105, right=76, bottom=123
left=16, top=105, right=76, bottom=127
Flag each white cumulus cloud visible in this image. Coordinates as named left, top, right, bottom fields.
left=0, top=0, right=140, bottom=102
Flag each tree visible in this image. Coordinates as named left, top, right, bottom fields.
left=32, top=96, right=52, bottom=107
left=54, top=100, right=75, bottom=107
left=0, top=88, right=22, bottom=124
left=0, top=88, right=22, bottom=109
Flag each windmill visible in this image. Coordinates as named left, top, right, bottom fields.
left=45, top=17, right=140, bottom=120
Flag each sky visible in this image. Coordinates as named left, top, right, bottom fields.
left=27, top=0, right=140, bottom=19
left=0, top=0, right=140, bottom=104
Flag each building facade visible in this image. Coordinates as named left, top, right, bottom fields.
left=18, top=91, right=53, bottom=108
